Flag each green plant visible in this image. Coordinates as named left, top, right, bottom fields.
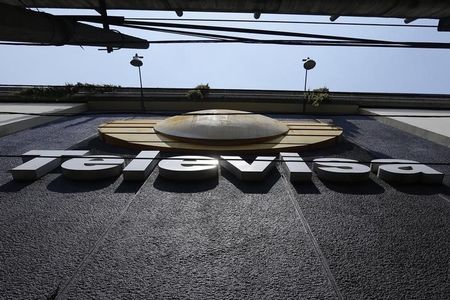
left=186, top=83, right=210, bottom=100
left=305, top=87, right=331, bottom=107
left=16, top=82, right=121, bottom=100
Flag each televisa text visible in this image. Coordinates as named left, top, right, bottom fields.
left=9, top=150, right=444, bottom=185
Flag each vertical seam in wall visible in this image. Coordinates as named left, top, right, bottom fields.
left=438, top=194, right=450, bottom=204
left=278, top=166, right=344, bottom=300
left=55, top=181, right=146, bottom=299
left=53, top=116, right=151, bottom=298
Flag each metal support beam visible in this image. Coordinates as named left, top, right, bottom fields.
left=329, top=15, right=340, bottom=22
left=438, top=18, right=450, bottom=31
left=404, top=18, right=418, bottom=24
left=97, top=0, right=113, bottom=52
left=2, top=1, right=449, bottom=20
left=0, top=3, right=149, bottom=49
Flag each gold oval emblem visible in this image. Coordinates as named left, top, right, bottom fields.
left=98, top=110, right=342, bottom=153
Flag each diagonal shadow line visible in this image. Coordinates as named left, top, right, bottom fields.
left=54, top=178, right=150, bottom=299
left=438, top=194, right=450, bottom=204
left=277, top=165, right=344, bottom=300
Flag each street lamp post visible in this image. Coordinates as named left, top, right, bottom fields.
left=130, top=53, right=145, bottom=112
left=302, top=57, right=316, bottom=114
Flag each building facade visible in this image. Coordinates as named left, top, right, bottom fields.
left=0, top=89, right=449, bottom=299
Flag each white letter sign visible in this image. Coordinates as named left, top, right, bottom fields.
left=220, top=156, right=276, bottom=181
left=8, top=150, right=443, bottom=186
left=123, top=151, right=160, bottom=181
left=370, top=159, right=444, bottom=184
left=11, top=150, right=90, bottom=181
left=279, top=152, right=312, bottom=182
left=313, top=158, right=370, bottom=182
left=158, top=156, right=218, bottom=181
left=61, top=155, right=124, bottom=180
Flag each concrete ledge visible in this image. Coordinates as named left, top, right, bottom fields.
left=361, top=108, right=450, bottom=147
left=0, top=103, right=87, bottom=137
left=87, top=100, right=359, bottom=114
left=2, top=86, right=450, bottom=111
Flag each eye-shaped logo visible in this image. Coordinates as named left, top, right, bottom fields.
left=98, top=109, right=342, bottom=153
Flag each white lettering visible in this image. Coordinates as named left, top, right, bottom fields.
left=11, top=150, right=90, bottom=180
left=279, top=153, right=312, bottom=182
left=8, top=150, right=443, bottom=186
left=220, top=156, right=276, bottom=181
left=123, top=151, right=160, bottom=181
left=370, top=159, right=444, bottom=184
left=313, top=158, right=370, bottom=182
left=61, top=155, right=124, bottom=180
left=158, top=156, right=218, bottom=181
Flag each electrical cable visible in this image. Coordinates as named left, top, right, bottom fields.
left=108, top=20, right=450, bottom=48
left=2, top=25, right=450, bottom=49
left=3, top=39, right=450, bottom=49
left=124, top=17, right=437, bottom=29
left=118, top=20, right=450, bottom=48
left=17, top=0, right=28, bottom=8
left=0, top=14, right=445, bottom=49
left=139, top=39, right=450, bottom=49
left=141, top=39, right=411, bottom=48
left=120, top=23, right=386, bottom=45
left=120, top=23, right=257, bottom=42
left=120, top=19, right=394, bottom=44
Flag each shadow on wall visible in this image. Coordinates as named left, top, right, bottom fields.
left=300, top=136, right=389, bottom=164
left=63, top=116, right=98, bottom=128
left=385, top=182, right=450, bottom=196
left=290, top=181, right=321, bottom=195
left=115, top=179, right=146, bottom=193
left=0, top=169, right=447, bottom=196
left=75, top=136, right=140, bottom=156
left=153, top=176, right=219, bottom=193
left=47, top=175, right=117, bottom=193
left=320, top=178, right=385, bottom=195
left=328, top=116, right=366, bottom=140
left=0, top=180, right=34, bottom=193
left=220, top=168, right=280, bottom=194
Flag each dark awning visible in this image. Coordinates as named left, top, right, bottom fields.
left=0, top=0, right=449, bottom=19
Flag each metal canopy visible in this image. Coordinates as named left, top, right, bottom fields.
left=1, top=1, right=450, bottom=51
left=1, top=0, right=450, bottom=19
left=0, top=3, right=149, bottom=50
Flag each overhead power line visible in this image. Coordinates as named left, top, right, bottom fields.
left=3, top=39, right=450, bottom=49
left=125, top=18, right=437, bottom=29
left=120, top=24, right=256, bottom=43
left=143, top=38, right=450, bottom=49
left=121, top=20, right=392, bottom=44
left=117, top=20, right=450, bottom=49
left=1, top=17, right=449, bottom=49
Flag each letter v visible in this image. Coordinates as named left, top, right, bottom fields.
left=220, top=156, right=276, bottom=181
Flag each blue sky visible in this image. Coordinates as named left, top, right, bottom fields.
left=1, top=9, right=450, bottom=94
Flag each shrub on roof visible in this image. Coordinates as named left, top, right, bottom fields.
left=186, top=83, right=210, bottom=100
left=305, top=87, right=331, bottom=107
left=16, top=82, right=121, bottom=100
